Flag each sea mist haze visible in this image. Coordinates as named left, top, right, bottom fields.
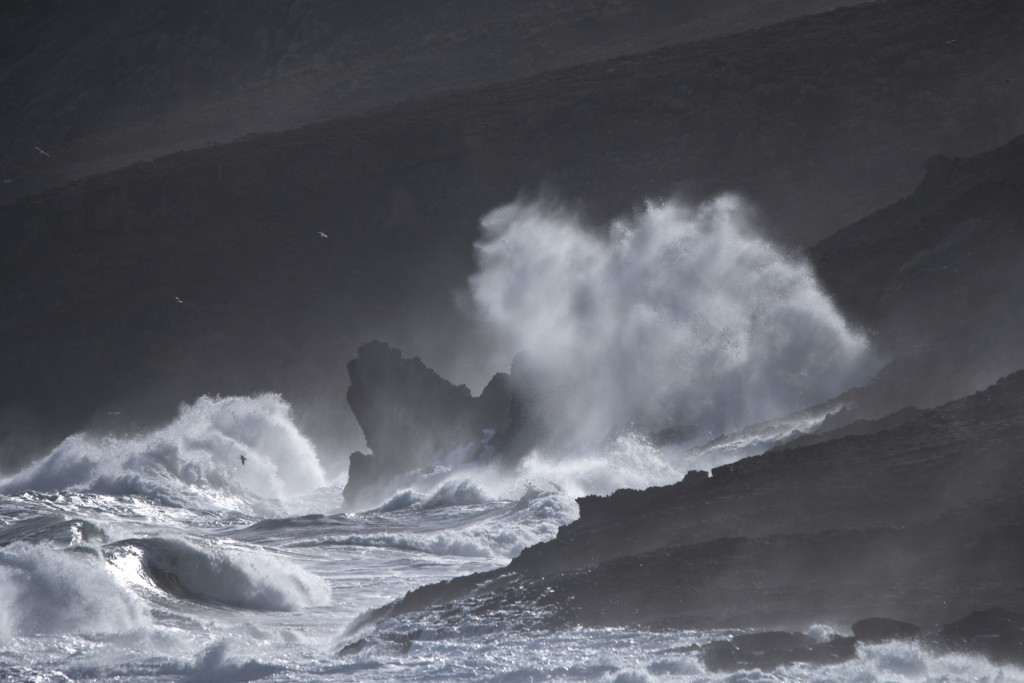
left=5, top=0, right=1024, bottom=676
left=469, top=195, right=881, bottom=448
left=0, top=192, right=929, bottom=680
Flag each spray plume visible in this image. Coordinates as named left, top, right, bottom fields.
left=469, top=194, right=879, bottom=449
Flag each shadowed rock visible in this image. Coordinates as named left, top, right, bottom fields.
left=343, top=341, right=510, bottom=508
left=938, top=608, right=1024, bottom=666
left=852, top=617, right=921, bottom=642
left=702, top=632, right=856, bottom=672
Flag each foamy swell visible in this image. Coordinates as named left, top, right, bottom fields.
left=0, top=394, right=326, bottom=512
left=107, top=536, right=330, bottom=611
left=0, top=542, right=149, bottom=641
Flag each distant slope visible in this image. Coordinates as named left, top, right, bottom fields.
left=1, top=0, right=1023, bottom=469
left=808, top=134, right=1024, bottom=419
left=0, top=0, right=862, bottom=202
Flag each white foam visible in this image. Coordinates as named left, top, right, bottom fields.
left=0, top=542, right=149, bottom=641
left=516, top=431, right=685, bottom=499
left=0, top=394, right=326, bottom=513
left=293, top=486, right=577, bottom=560
left=122, top=536, right=331, bottom=611
left=469, top=195, right=881, bottom=449
left=152, top=640, right=285, bottom=683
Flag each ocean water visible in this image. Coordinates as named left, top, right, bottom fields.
left=1, top=394, right=1020, bottom=682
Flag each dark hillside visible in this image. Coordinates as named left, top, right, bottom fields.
left=2, top=0, right=1023, bottom=468
left=808, top=135, right=1024, bottom=419
left=0, top=0, right=860, bottom=202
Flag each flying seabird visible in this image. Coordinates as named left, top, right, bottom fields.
left=317, top=231, right=328, bottom=239
left=174, top=296, right=183, bottom=304
left=240, top=454, right=247, bottom=466
left=33, top=146, right=50, bottom=158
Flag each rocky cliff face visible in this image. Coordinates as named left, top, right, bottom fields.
left=370, top=369, right=1024, bottom=630
left=343, top=341, right=510, bottom=508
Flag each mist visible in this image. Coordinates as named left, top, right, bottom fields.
left=469, top=194, right=881, bottom=449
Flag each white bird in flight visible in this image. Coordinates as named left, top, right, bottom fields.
left=33, top=146, right=50, bottom=158
left=174, top=296, right=183, bottom=304
left=317, top=231, right=328, bottom=239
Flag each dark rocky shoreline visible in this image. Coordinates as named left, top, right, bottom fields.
left=695, top=609, right=1024, bottom=672
left=348, top=370, right=1024, bottom=640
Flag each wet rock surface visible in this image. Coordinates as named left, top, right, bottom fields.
left=938, top=608, right=1024, bottom=665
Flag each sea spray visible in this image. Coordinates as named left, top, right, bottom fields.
left=0, top=394, right=326, bottom=512
left=0, top=542, right=149, bottom=641
left=470, top=194, right=881, bottom=447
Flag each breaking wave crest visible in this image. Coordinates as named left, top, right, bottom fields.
left=0, top=394, right=326, bottom=513
left=108, top=536, right=331, bottom=611
left=0, top=542, right=149, bottom=642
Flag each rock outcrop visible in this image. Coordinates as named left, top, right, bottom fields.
left=851, top=617, right=922, bottom=643
left=698, top=610, right=1024, bottom=672
left=343, top=341, right=510, bottom=508
left=807, top=135, right=1024, bottom=426
left=364, top=369, right=1024, bottom=633
left=938, top=608, right=1024, bottom=665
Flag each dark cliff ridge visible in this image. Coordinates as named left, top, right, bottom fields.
left=363, top=368, right=1024, bottom=636
left=807, top=133, right=1024, bottom=426
left=343, top=341, right=511, bottom=509
left=2, top=0, right=1024, bottom=471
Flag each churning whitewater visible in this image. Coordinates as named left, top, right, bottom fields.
left=1, top=197, right=1016, bottom=681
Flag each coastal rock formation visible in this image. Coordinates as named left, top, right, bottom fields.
left=343, top=341, right=510, bottom=508
left=851, top=617, right=921, bottom=643
left=938, top=608, right=1024, bottom=665
left=365, top=369, right=1024, bottom=635
left=699, top=610, right=1024, bottom=672
left=700, top=631, right=855, bottom=672
left=808, top=135, right=1024, bottom=426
